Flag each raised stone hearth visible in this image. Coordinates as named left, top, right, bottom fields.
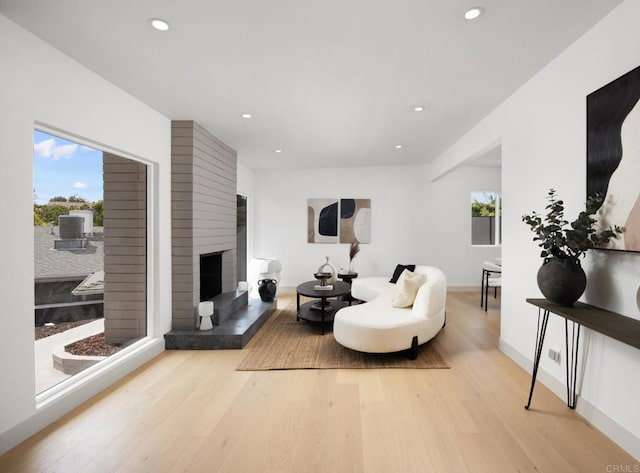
left=164, top=291, right=276, bottom=350
left=211, top=289, right=248, bottom=325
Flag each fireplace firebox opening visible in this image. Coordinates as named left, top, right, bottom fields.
left=200, top=252, right=222, bottom=301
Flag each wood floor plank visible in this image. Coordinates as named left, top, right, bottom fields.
left=1, top=291, right=637, bottom=473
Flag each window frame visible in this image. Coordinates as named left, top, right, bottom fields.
left=470, top=191, right=502, bottom=247
left=33, top=123, right=155, bottom=404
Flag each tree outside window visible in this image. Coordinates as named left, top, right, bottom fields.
left=471, top=192, right=501, bottom=245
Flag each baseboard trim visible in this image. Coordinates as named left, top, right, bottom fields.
left=498, top=338, right=640, bottom=461
left=0, top=338, right=164, bottom=456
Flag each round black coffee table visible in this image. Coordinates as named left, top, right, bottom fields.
left=296, top=280, right=351, bottom=334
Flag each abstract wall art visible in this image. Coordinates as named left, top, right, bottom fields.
left=339, top=198, right=371, bottom=243
left=307, top=198, right=371, bottom=244
left=587, top=64, right=640, bottom=252
left=307, top=198, right=339, bottom=243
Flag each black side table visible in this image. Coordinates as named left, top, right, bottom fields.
left=337, top=272, right=358, bottom=303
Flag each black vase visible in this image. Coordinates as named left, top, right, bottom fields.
left=258, top=279, right=277, bottom=302
left=536, top=257, right=586, bottom=306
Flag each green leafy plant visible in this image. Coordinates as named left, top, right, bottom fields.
left=471, top=192, right=497, bottom=216
left=522, top=189, right=623, bottom=260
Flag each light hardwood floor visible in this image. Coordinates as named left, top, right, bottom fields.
left=1, top=291, right=637, bottom=472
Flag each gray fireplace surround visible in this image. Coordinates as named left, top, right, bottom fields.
left=164, top=120, right=275, bottom=349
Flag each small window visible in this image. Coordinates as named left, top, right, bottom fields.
left=471, top=191, right=501, bottom=246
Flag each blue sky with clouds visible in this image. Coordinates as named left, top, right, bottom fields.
left=33, top=130, right=103, bottom=205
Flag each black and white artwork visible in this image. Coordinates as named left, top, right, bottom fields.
left=587, top=64, right=640, bottom=252
left=339, top=198, right=371, bottom=243
left=307, top=198, right=372, bottom=244
left=307, top=198, right=338, bottom=243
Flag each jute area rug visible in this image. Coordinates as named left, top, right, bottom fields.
left=236, top=304, right=449, bottom=371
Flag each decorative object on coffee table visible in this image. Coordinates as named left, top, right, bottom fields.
left=522, top=188, right=623, bottom=306
left=313, top=271, right=333, bottom=290
left=316, top=256, right=337, bottom=285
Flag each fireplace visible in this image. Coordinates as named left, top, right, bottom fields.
left=200, top=252, right=222, bottom=301
left=164, top=121, right=276, bottom=344
left=167, top=120, right=276, bottom=347
left=170, top=120, right=239, bottom=330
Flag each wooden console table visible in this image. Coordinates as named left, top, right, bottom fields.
left=525, top=298, right=640, bottom=410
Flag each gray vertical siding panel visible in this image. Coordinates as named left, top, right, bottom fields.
left=103, top=153, right=147, bottom=344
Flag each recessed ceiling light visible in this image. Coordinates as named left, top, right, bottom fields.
left=464, top=7, right=484, bottom=20
left=413, top=106, right=425, bottom=112
left=149, top=18, right=170, bottom=31
left=274, top=149, right=282, bottom=153
left=395, top=145, right=403, bottom=149
left=241, top=113, right=252, bottom=119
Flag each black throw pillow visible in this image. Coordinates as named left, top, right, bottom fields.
left=390, top=264, right=416, bottom=283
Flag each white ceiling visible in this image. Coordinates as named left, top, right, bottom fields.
left=0, top=0, right=622, bottom=170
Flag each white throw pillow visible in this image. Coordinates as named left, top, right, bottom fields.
left=392, top=270, right=427, bottom=308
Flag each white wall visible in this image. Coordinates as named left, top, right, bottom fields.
left=253, top=166, right=421, bottom=286
left=428, top=0, right=640, bottom=459
left=424, top=164, right=501, bottom=286
left=250, top=163, right=500, bottom=288
left=0, top=15, right=172, bottom=453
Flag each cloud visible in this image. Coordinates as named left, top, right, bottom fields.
left=33, top=139, right=78, bottom=160
left=73, top=182, right=88, bottom=189
left=34, top=138, right=56, bottom=157
left=53, top=144, right=78, bottom=159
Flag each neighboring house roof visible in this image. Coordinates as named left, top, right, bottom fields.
left=71, top=270, right=105, bottom=296
left=34, top=226, right=104, bottom=280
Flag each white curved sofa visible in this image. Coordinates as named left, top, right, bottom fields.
left=333, top=266, right=446, bottom=357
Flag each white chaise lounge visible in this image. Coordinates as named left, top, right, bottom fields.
left=333, top=265, right=446, bottom=358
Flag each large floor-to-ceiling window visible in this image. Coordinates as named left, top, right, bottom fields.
left=33, top=129, right=148, bottom=394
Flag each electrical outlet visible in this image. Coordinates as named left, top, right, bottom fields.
left=548, top=348, right=561, bottom=363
